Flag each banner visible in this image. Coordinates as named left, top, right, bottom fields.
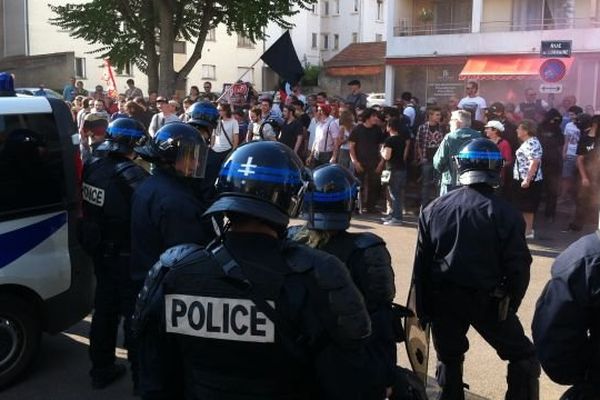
left=102, top=58, right=118, bottom=99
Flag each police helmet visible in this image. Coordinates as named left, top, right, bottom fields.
left=186, top=101, right=219, bottom=130
left=302, top=164, right=359, bottom=231
left=97, top=117, right=147, bottom=155
left=0, top=72, right=15, bottom=96
left=136, top=122, right=209, bottom=178
left=204, top=141, right=311, bottom=227
left=454, top=138, right=503, bottom=187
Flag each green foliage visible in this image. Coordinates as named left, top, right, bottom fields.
left=49, top=0, right=318, bottom=91
left=301, top=65, right=320, bottom=87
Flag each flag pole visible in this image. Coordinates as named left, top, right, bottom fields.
left=215, top=56, right=263, bottom=103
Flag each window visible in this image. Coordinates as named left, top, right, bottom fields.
left=375, top=33, right=383, bottom=42
left=334, top=0, right=340, bottom=14
left=115, top=61, right=133, bottom=76
left=352, top=32, right=358, bottom=43
left=237, top=34, right=255, bottom=48
left=333, top=34, right=339, bottom=49
left=312, top=33, right=318, bottom=49
left=237, top=67, right=254, bottom=84
left=353, top=0, right=359, bottom=12
left=173, top=41, right=186, bottom=54
left=201, top=64, right=216, bottom=80
left=376, top=0, right=383, bottom=21
left=322, top=34, right=329, bottom=49
left=0, top=113, right=65, bottom=215
left=75, top=57, right=86, bottom=78
left=206, top=28, right=216, bottom=42
left=323, top=1, right=329, bottom=15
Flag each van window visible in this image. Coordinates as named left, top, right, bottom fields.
left=0, top=113, right=66, bottom=217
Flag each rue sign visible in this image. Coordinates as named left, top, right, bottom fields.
left=539, top=83, right=563, bottom=94
left=540, top=40, right=572, bottom=58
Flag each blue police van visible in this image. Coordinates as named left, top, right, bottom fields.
left=0, top=74, right=94, bottom=387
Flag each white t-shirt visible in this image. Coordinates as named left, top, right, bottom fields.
left=212, top=118, right=239, bottom=152
left=403, top=106, right=416, bottom=127
left=149, top=113, right=180, bottom=137
left=458, top=95, right=487, bottom=121
left=563, top=121, right=581, bottom=157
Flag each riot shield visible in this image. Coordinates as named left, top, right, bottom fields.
left=404, top=279, right=431, bottom=386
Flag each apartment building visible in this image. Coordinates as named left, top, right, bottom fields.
left=385, top=0, right=600, bottom=110
left=0, top=0, right=264, bottom=95
left=265, top=0, right=387, bottom=67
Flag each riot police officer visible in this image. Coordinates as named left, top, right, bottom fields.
left=130, top=120, right=216, bottom=286
left=80, top=117, right=149, bottom=389
left=413, top=138, right=539, bottom=399
left=133, top=141, right=372, bottom=399
left=290, top=163, right=399, bottom=398
left=532, top=232, right=600, bottom=399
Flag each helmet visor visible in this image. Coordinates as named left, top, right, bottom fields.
left=174, top=139, right=209, bottom=178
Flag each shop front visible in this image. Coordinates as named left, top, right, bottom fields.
left=387, top=53, right=600, bottom=113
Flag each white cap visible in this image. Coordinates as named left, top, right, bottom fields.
left=484, top=120, right=505, bottom=132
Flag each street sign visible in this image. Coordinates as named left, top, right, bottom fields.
left=541, top=40, right=572, bottom=58
left=539, top=83, right=563, bottom=94
left=540, top=59, right=567, bottom=83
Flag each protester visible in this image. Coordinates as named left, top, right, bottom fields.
left=458, top=81, right=487, bottom=122
left=148, top=97, right=179, bottom=137
left=512, top=119, right=543, bottom=239
left=308, top=103, right=340, bottom=168
left=278, top=105, right=303, bottom=155
left=538, top=109, right=564, bottom=221
left=415, top=106, right=447, bottom=206
left=484, top=120, right=513, bottom=199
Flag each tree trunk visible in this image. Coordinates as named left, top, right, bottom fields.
left=141, top=0, right=159, bottom=94
left=156, top=0, right=176, bottom=96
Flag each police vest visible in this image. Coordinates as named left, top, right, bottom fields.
left=81, top=156, right=146, bottom=251
left=161, top=244, right=312, bottom=398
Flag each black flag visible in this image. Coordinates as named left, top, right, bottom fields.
left=261, top=31, right=304, bottom=85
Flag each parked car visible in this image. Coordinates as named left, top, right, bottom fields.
left=15, top=87, right=64, bottom=100
left=366, top=92, right=386, bottom=107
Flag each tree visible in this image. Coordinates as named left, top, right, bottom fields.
left=50, top=0, right=315, bottom=95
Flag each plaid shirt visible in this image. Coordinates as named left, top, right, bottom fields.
left=415, top=122, right=446, bottom=161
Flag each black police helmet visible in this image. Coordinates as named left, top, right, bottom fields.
left=187, top=101, right=219, bottom=130
left=135, top=122, right=209, bottom=178
left=98, top=117, right=147, bottom=155
left=454, top=138, right=504, bottom=187
left=302, top=164, right=359, bottom=231
left=204, top=141, right=311, bottom=227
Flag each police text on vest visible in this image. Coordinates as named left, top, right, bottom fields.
left=165, top=294, right=275, bottom=343
left=82, top=183, right=105, bottom=206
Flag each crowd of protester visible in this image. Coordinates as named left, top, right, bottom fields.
left=65, top=76, right=600, bottom=237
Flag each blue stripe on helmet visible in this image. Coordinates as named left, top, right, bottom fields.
left=221, top=162, right=300, bottom=180
left=220, top=170, right=301, bottom=184
left=457, top=151, right=503, bottom=160
left=311, top=188, right=357, bottom=202
left=108, top=127, right=145, bottom=138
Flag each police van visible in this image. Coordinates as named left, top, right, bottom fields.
left=0, top=74, right=94, bottom=387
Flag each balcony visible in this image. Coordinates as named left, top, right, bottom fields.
left=480, top=16, right=600, bottom=33
left=393, top=21, right=471, bottom=36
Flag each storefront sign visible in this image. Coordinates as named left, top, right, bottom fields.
left=540, top=41, right=572, bottom=58
left=427, top=83, right=464, bottom=99
left=539, top=83, right=563, bottom=94
left=539, top=59, right=567, bottom=83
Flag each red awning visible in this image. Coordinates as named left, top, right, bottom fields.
left=459, top=56, right=573, bottom=80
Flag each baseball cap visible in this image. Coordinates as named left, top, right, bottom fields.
left=488, top=102, right=505, bottom=114
left=484, top=120, right=505, bottom=132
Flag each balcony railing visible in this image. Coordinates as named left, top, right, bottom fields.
left=480, top=17, right=600, bottom=33
left=393, top=22, right=471, bottom=36
left=393, top=17, right=600, bottom=37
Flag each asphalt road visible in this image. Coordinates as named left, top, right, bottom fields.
left=2, top=210, right=589, bottom=399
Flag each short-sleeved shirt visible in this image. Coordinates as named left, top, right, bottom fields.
left=212, top=118, right=239, bottom=152
left=312, top=116, right=340, bottom=153
left=278, top=119, right=303, bottom=150
left=349, top=124, right=387, bottom=166
left=458, top=95, right=487, bottom=121
left=513, top=136, right=543, bottom=181
left=576, top=134, right=600, bottom=174
left=383, top=133, right=409, bottom=171
left=564, top=122, right=581, bottom=157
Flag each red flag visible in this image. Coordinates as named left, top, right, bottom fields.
left=102, top=58, right=118, bottom=99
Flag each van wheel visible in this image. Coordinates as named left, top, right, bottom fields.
left=0, top=294, right=41, bottom=388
